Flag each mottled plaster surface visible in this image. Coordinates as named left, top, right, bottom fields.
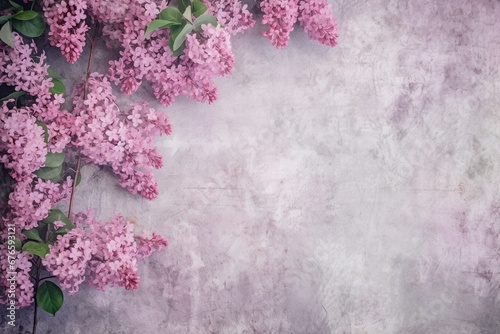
left=3, top=0, right=500, bottom=333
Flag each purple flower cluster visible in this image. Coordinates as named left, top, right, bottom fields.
left=204, top=0, right=255, bottom=35
left=72, top=73, right=172, bottom=199
left=298, top=0, right=339, bottom=47
left=0, top=246, right=34, bottom=308
left=261, top=0, right=300, bottom=49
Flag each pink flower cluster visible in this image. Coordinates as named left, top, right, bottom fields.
left=261, top=0, right=300, bottom=49
left=0, top=33, right=73, bottom=153
left=7, top=177, right=73, bottom=231
left=204, top=0, right=255, bottom=35
left=43, top=212, right=168, bottom=294
left=0, top=104, right=47, bottom=181
left=260, top=0, right=338, bottom=48
left=43, top=0, right=89, bottom=63
left=298, top=0, right=339, bottom=47
left=72, top=73, right=172, bottom=199
left=0, top=246, right=34, bottom=308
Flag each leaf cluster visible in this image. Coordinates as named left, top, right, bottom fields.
left=144, top=0, right=217, bottom=56
left=0, top=0, right=45, bottom=47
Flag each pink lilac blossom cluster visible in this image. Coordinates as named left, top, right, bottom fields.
left=43, top=212, right=168, bottom=294
left=42, top=0, right=89, bottom=64
left=72, top=72, right=172, bottom=199
left=204, top=0, right=255, bottom=35
left=0, top=33, right=73, bottom=153
left=0, top=104, right=47, bottom=181
left=260, top=0, right=338, bottom=48
left=0, top=246, right=34, bottom=308
left=261, top=0, right=299, bottom=49
left=89, top=0, right=235, bottom=106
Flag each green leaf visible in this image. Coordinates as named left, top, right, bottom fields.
left=173, top=23, right=193, bottom=51
left=49, top=79, right=65, bottom=95
left=0, top=22, right=14, bottom=48
left=35, top=120, right=49, bottom=143
left=13, top=10, right=38, bottom=21
left=36, top=281, right=63, bottom=316
left=192, top=0, right=207, bottom=17
left=178, top=0, right=191, bottom=14
left=14, top=237, right=22, bottom=251
left=75, top=171, right=82, bottom=187
left=144, top=19, right=178, bottom=38
left=22, top=241, right=49, bottom=258
left=12, top=14, right=45, bottom=37
left=35, top=165, right=62, bottom=180
left=0, top=90, right=25, bottom=102
left=0, top=16, right=11, bottom=25
left=43, top=209, right=74, bottom=234
left=182, top=6, right=192, bottom=22
left=44, top=152, right=65, bottom=168
left=9, top=0, right=23, bottom=10
left=193, top=13, right=217, bottom=30
left=47, top=67, right=64, bottom=81
left=22, top=229, right=43, bottom=243
left=159, top=7, right=183, bottom=23
left=169, top=37, right=185, bottom=56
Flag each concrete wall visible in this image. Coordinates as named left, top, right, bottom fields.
left=3, top=0, right=500, bottom=333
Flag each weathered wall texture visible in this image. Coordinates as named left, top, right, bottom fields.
left=3, top=0, right=500, bottom=333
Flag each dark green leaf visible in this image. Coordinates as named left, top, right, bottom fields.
left=44, top=152, right=65, bottom=168
left=14, top=237, right=21, bottom=250
left=49, top=79, right=65, bottom=95
left=47, top=67, right=64, bottom=81
left=144, top=19, right=178, bottom=38
left=0, top=16, right=11, bottom=25
left=159, top=7, right=183, bottom=23
left=0, top=22, right=14, bottom=48
left=37, top=281, right=63, bottom=316
left=22, top=229, right=43, bottom=243
left=13, top=10, right=38, bottom=21
left=12, top=14, right=45, bottom=37
left=173, top=23, right=193, bottom=51
left=178, top=0, right=191, bottom=14
left=192, top=0, right=207, bottom=17
left=35, top=120, right=49, bottom=143
left=9, top=0, right=23, bottom=10
left=22, top=241, right=49, bottom=258
left=43, top=209, right=74, bottom=234
left=35, top=165, right=62, bottom=180
left=75, top=171, right=82, bottom=187
left=194, top=13, right=217, bottom=30
left=0, top=90, right=25, bottom=102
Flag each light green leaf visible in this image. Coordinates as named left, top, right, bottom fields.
left=22, top=229, right=43, bottom=243
left=194, top=13, right=217, bottom=30
left=35, top=165, right=62, bottom=180
left=144, top=19, right=178, bottom=38
left=159, top=7, right=183, bottom=23
left=192, top=0, right=207, bottom=17
left=173, top=23, right=193, bottom=51
left=49, top=79, right=65, bottom=95
left=182, top=6, right=192, bottom=22
left=0, top=22, right=14, bottom=48
left=22, top=241, right=49, bottom=258
left=0, top=90, right=25, bottom=102
left=37, top=281, right=63, bottom=316
left=44, top=152, right=65, bottom=168
left=12, top=14, right=45, bottom=37
left=35, top=120, right=49, bottom=143
left=0, top=16, right=11, bottom=25
left=75, top=171, right=82, bottom=187
left=14, top=237, right=22, bottom=251
left=13, top=10, right=38, bottom=21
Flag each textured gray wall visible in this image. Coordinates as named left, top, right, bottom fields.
left=3, top=0, right=500, bottom=333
